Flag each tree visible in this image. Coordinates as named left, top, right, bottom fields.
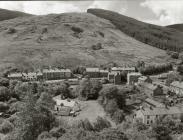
left=37, top=131, right=56, bottom=140
left=0, top=86, right=10, bottom=101
left=0, top=77, right=9, bottom=87
left=99, top=128, right=128, bottom=140
left=112, top=109, right=125, bottom=124
left=93, top=117, right=111, bottom=132
left=89, top=79, right=102, bottom=100
left=0, top=120, right=14, bottom=134
left=152, top=124, right=172, bottom=140
left=0, top=102, right=9, bottom=112
left=37, top=92, right=55, bottom=110
left=104, top=99, right=118, bottom=116
left=78, top=78, right=92, bottom=100
left=16, top=92, right=56, bottom=140
left=50, top=127, right=66, bottom=139
left=177, top=65, right=183, bottom=74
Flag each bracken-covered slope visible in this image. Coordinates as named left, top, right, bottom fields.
left=167, top=24, right=183, bottom=32
left=87, top=8, right=183, bottom=52
left=0, top=12, right=171, bottom=71
left=0, top=8, right=31, bottom=21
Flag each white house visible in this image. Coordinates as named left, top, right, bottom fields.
left=53, top=95, right=80, bottom=116
left=170, top=81, right=183, bottom=96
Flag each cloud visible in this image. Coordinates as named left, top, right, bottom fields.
left=0, top=1, right=127, bottom=15
left=0, top=1, right=82, bottom=15
left=89, top=0, right=127, bottom=14
left=141, top=0, right=183, bottom=25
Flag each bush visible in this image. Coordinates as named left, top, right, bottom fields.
left=0, top=78, right=9, bottom=87
left=71, top=26, right=83, bottom=33
left=171, top=52, right=179, bottom=59
left=37, top=131, right=56, bottom=140
left=7, top=28, right=16, bottom=34
left=0, top=86, right=10, bottom=101
left=112, top=109, right=125, bottom=124
left=72, top=119, right=94, bottom=131
left=93, top=117, right=111, bottom=132
left=0, top=120, right=14, bottom=134
left=104, top=99, right=118, bottom=116
left=91, top=43, right=103, bottom=50
left=0, top=102, right=9, bottom=112
left=50, top=127, right=66, bottom=138
left=78, top=78, right=102, bottom=100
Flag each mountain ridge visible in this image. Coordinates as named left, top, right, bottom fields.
left=0, top=8, right=31, bottom=21
left=0, top=10, right=172, bottom=71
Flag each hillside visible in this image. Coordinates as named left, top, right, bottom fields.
left=0, top=8, right=31, bottom=21
left=167, top=24, right=183, bottom=32
left=87, top=9, right=183, bottom=52
left=0, top=12, right=172, bottom=71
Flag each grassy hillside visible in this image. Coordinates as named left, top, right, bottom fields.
left=167, top=24, right=183, bottom=32
left=87, top=8, right=183, bottom=52
left=0, top=12, right=172, bottom=72
left=0, top=8, right=31, bottom=21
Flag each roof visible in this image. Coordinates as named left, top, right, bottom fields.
left=170, top=81, right=183, bottom=89
left=127, top=72, right=141, bottom=76
left=143, top=83, right=158, bottom=91
left=43, top=69, right=71, bottom=73
left=22, top=72, right=37, bottom=76
left=145, top=98, right=164, bottom=107
left=108, top=71, right=120, bottom=76
left=138, top=76, right=148, bottom=81
left=53, top=96, right=76, bottom=108
left=86, top=68, right=99, bottom=72
left=140, top=106, right=183, bottom=116
left=99, top=70, right=108, bottom=73
left=111, top=67, right=135, bottom=71
left=8, top=73, right=22, bottom=78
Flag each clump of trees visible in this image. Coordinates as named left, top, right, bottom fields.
left=98, top=85, right=126, bottom=124
left=167, top=51, right=179, bottom=59
left=139, top=63, right=172, bottom=75
left=77, top=78, right=102, bottom=100
left=87, top=9, right=183, bottom=52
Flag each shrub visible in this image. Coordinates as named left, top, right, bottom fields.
left=112, top=109, right=125, bottom=124
left=91, top=43, right=103, bottom=50
left=71, top=26, right=83, bottom=33
left=93, top=117, right=111, bottom=132
left=104, top=99, right=118, bottom=116
left=171, top=52, right=179, bottom=59
left=0, top=78, right=9, bottom=87
left=0, top=102, right=9, bottom=112
left=37, top=131, right=55, bottom=140
left=72, top=119, right=94, bottom=131
left=0, top=86, right=10, bottom=101
left=50, top=127, right=66, bottom=138
left=7, top=28, right=16, bottom=34
left=0, top=120, right=14, bottom=134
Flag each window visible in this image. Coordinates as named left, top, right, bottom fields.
left=147, top=115, right=150, bottom=119
left=147, top=120, right=149, bottom=124
left=156, top=115, right=158, bottom=118
left=151, top=120, right=153, bottom=124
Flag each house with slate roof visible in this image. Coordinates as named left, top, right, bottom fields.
left=142, top=83, right=163, bottom=97
left=135, top=106, right=183, bottom=125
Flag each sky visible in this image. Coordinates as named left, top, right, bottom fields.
left=0, top=0, right=182, bottom=26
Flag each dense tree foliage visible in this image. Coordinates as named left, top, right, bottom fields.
left=88, top=9, right=183, bottom=52
left=0, top=86, right=10, bottom=101
left=139, top=63, right=172, bottom=75
left=77, top=78, right=102, bottom=100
